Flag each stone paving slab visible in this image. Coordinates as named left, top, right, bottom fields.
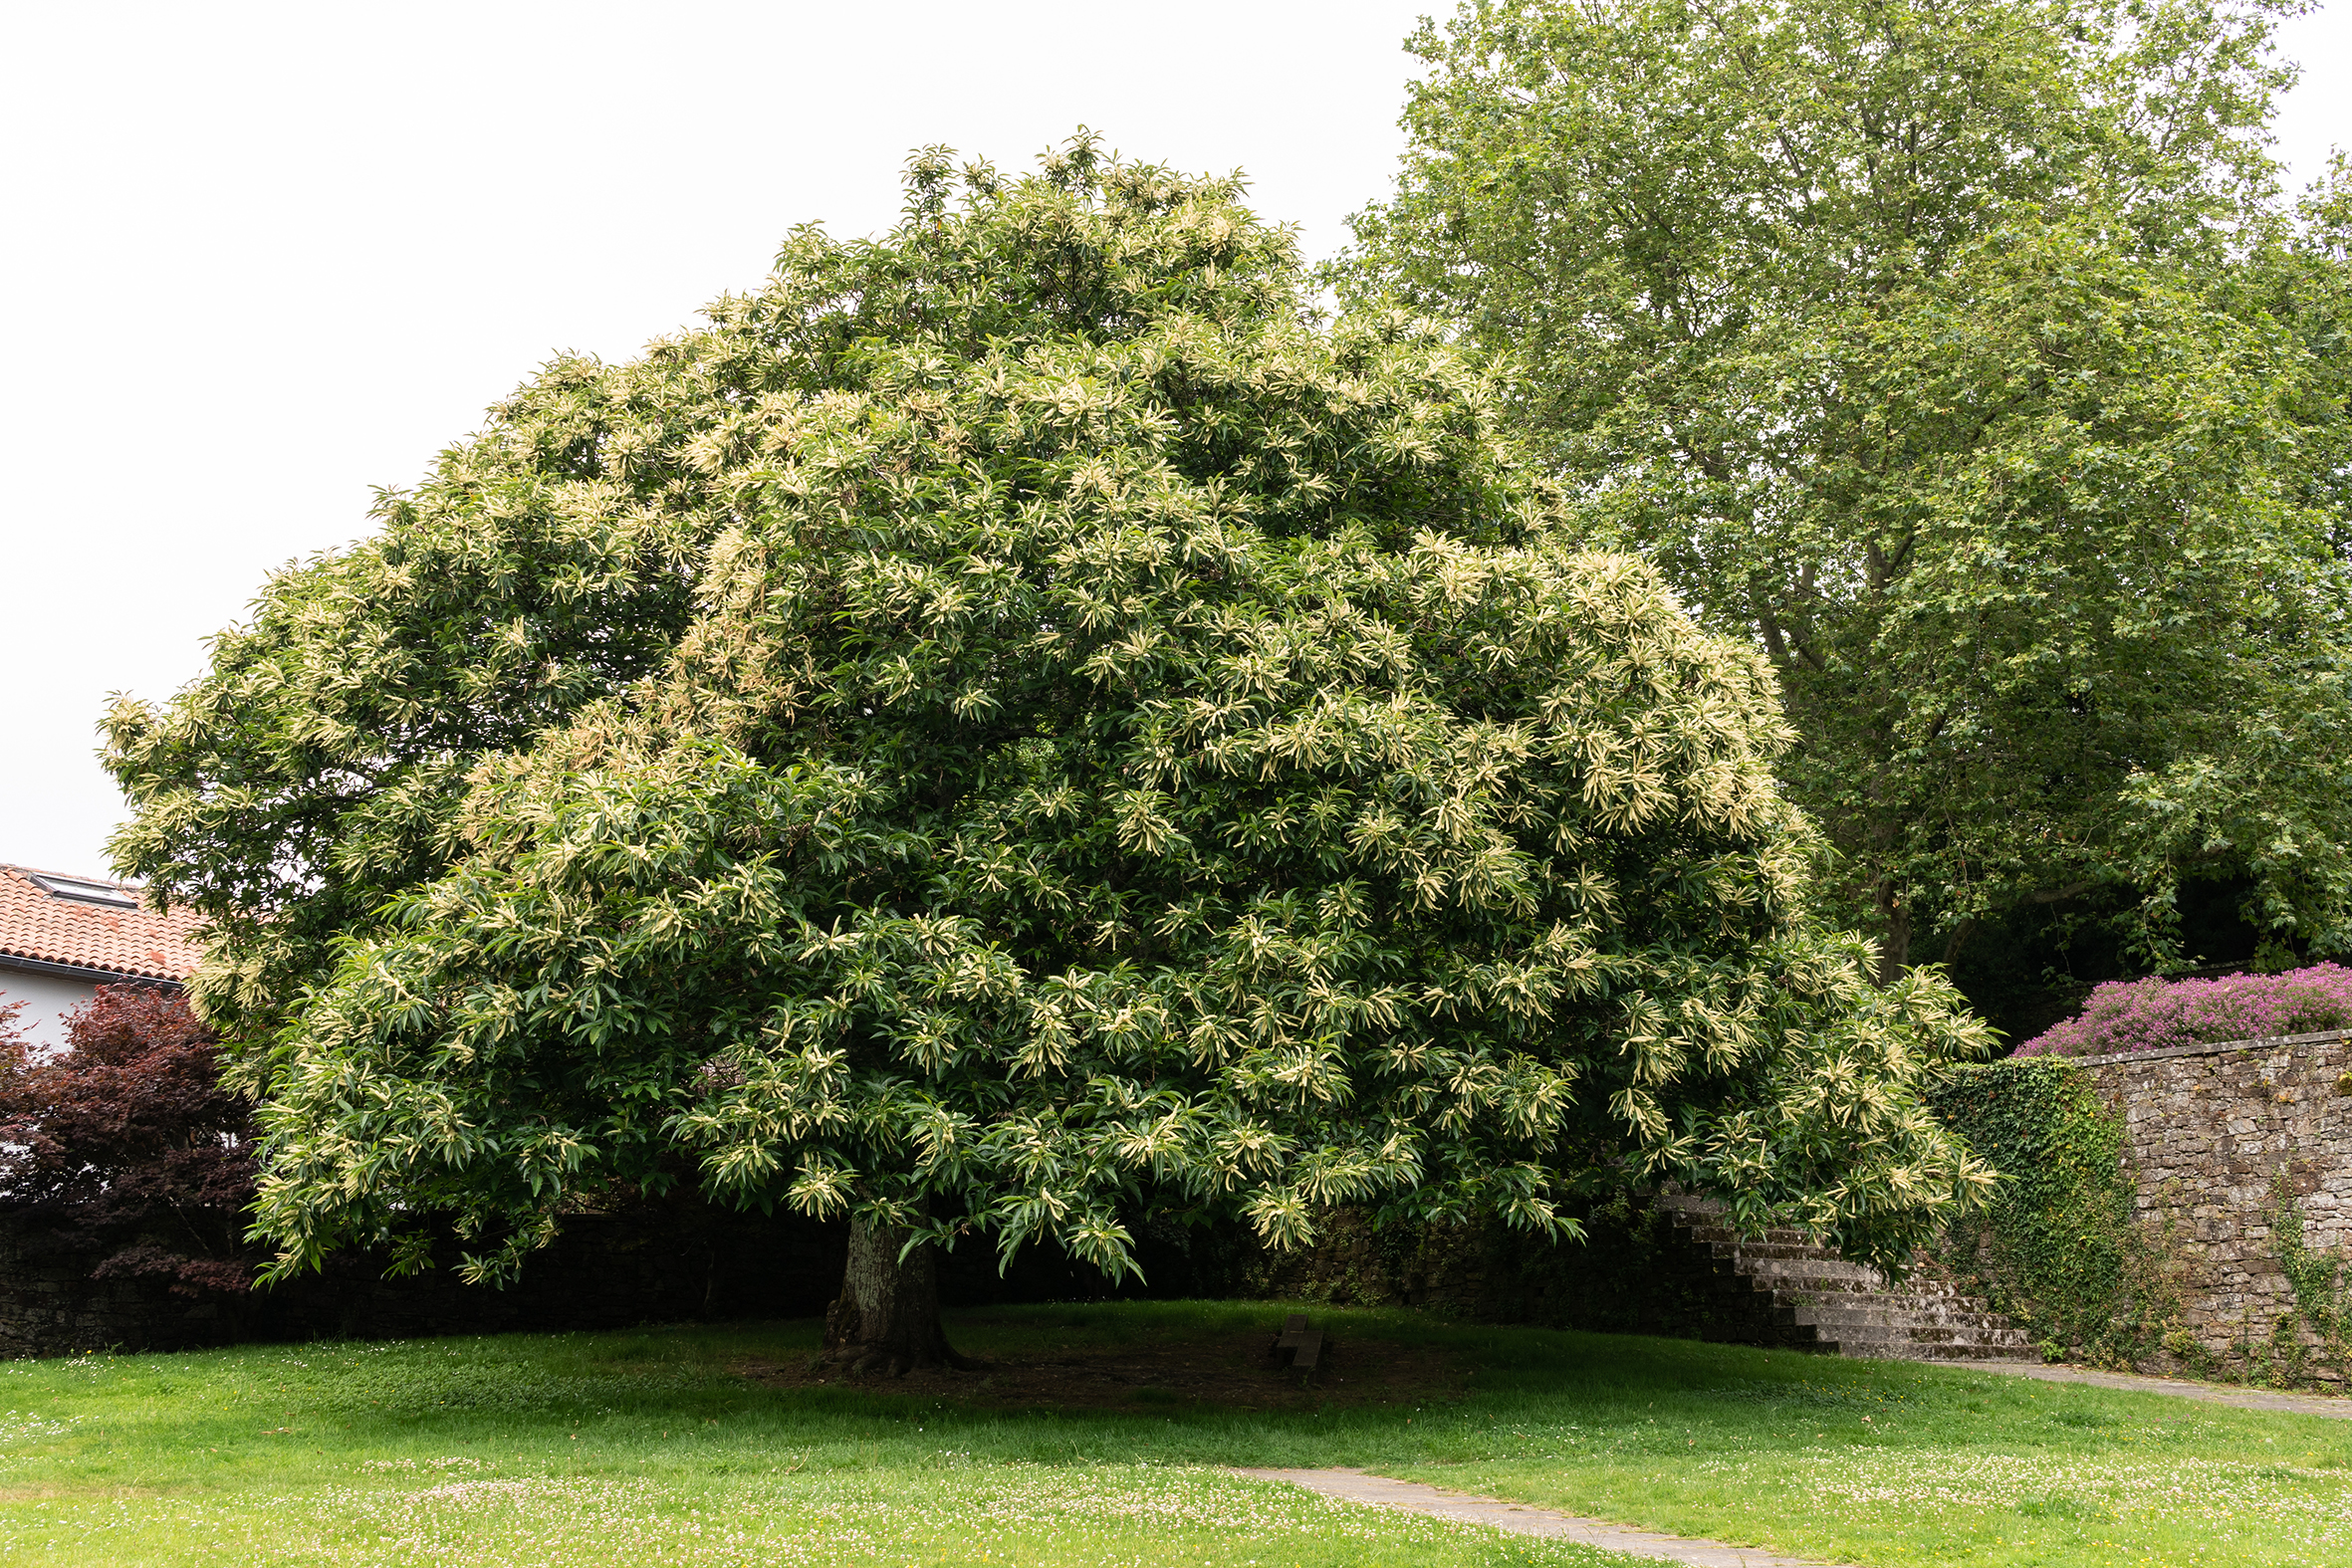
left=1233, top=1467, right=1850, bottom=1567
left=1959, top=1359, right=2352, bottom=1418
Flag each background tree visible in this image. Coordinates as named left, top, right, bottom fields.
left=109, top=142, right=1993, bottom=1371
left=0, top=987, right=257, bottom=1300
left=1340, top=0, right=2352, bottom=1034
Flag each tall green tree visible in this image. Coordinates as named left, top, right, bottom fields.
left=1341, top=0, right=2352, bottom=1003
left=108, top=143, right=1991, bottom=1368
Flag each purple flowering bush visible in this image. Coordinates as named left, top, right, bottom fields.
left=2013, top=964, right=2352, bottom=1057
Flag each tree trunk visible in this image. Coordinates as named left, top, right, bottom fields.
left=1875, top=885, right=1913, bottom=987
left=821, top=1216, right=971, bottom=1375
left=1938, top=918, right=1977, bottom=973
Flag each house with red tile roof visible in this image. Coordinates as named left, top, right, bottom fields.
left=0, top=864, right=201, bottom=1049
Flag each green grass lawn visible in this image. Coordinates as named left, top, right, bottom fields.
left=1, top=1301, right=2346, bottom=1566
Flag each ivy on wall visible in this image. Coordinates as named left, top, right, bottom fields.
left=2267, top=1175, right=2348, bottom=1386
left=1924, top=1060, right=2180, bottom=1368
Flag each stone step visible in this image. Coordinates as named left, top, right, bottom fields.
left=1813, top=1290, right=2018, bottom=1317
left=1767, top=1282, right=1978, bottom=1308
left=1652, top=1191, right=2028, bottom=1368
left=1778, top=1289, right=2004, bottom=1316
left=1788, top=1301, right=2020, bottom=1332
left=1742, top=1270, right=1942, bottom=1298
left=1840, top=1337, right=2037, bottom=1362
left=1816, top=1322, right=2034, bottom=1352
left=1651, top=1194, right=1729, bottom=1213
left=1768, top=1316, right=2012, bottom=1344
left=1681, top=1226, right=1824, bottom=1251
left=1735, top=1255, right=1889, bottom=1283
left=1690, top=1237, right=1857, bottom=1262
left=1768, top=1278, right=1966, bottom=1297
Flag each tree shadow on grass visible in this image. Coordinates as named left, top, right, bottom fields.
left=731, top=1310, right=1465, bottom=1414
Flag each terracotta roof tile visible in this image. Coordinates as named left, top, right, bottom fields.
left=0, top=864, right=202, bottom=983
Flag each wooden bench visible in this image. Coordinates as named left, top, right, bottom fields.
left=1273, top=1312, right=1324, bottom=1371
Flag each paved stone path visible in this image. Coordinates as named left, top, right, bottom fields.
left=1962, top=1359, right=2352, bottom=1419
left=1234, top=1468, right=1850, bottom=1567
left=1237, top=1367, right=2348, bottom=1564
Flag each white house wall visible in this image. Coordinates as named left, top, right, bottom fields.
left=0, top=966, right=99, bottom=1052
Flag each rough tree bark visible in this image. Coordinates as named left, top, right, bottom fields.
left=821, top=1215, right=974, bottom=1375
left=1875, top=885, right=1913, bottom=987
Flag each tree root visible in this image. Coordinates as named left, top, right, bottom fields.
left=815, top=1340, right=984, bottom=1379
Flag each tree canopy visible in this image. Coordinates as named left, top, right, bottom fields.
left=107, top=141, right=1992, bottom=1305
left=1340, top=0, right=2352, bottom=1017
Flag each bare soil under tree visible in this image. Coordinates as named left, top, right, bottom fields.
left=745, top=1316, right=1464, bottom=1411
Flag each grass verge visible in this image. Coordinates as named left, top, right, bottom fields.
left=1, top=1300, right=2346, bottom=1566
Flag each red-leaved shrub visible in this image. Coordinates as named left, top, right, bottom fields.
left=0, top=987, right=256, bottom=1296
left=2013, top=963, right=2352, bottom=1057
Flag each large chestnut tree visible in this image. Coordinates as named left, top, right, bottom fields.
left=108, top=142, right=1991, bottom=1370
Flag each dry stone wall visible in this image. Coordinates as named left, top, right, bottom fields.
left=2079, top=1029, right=2352, bottom=1379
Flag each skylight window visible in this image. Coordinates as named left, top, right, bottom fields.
left=26, top=873, right=139, bottom=909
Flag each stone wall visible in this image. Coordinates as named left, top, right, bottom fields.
left=2080, top=1029, right=2352, bottom=1379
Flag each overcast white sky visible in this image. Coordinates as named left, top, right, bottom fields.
left=3, top=1, right=2347, bottom=879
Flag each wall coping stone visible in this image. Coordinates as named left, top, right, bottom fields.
left=2046, top=1027, right=2352, bottom=1069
